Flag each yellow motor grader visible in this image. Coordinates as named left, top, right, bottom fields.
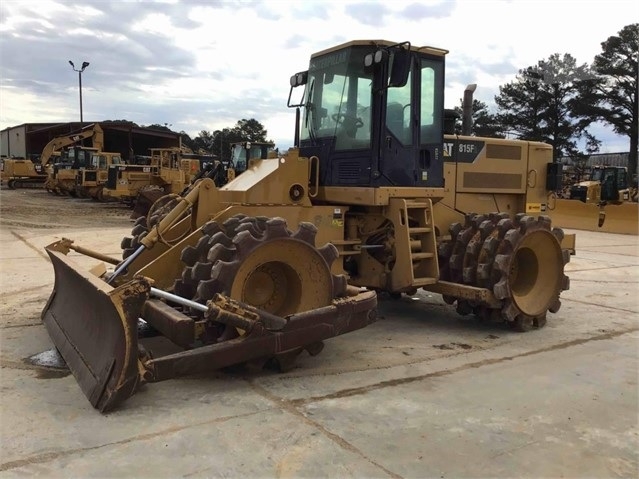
left=42, top=40, right=570, bottom=412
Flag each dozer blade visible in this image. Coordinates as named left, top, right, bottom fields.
left=42, top=249, right=151, bottom=412
left=549, top=199, right=638, bottom=235
left=42, top=247, right=379, bottom=413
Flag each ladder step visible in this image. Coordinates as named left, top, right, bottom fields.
left=412, top=277, right=437, bottom=287
left=412, top=252, right=434, bottom=260
left=338, top=250, right=361, bottom=256
left=406, top=202, right=431, bottom=208
left=332, top=240, right=361, bottom=246
left=409, top=227, right=432, bottom=234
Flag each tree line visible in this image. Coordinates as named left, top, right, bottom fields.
left=144, top=118, right=271, bottom=162
left=454, top=23, right=638, bottom=180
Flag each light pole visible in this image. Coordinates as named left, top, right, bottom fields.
left=68, top=60, right=90, bottom=126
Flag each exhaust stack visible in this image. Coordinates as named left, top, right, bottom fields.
left=462, top=83, right=477, bottom=136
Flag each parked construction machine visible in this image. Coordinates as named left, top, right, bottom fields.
left=42, top=40, right=570, bottom=412
left=569, top=165, right=632, bottom=203
left=1, top=124, right=103, bottom=190
left=46, top=146, right=100, bottom=195
left=126, top=143, right=267, bottom=219
left=548, top=165, right=638, bottom=234
left=75, top=151, right=124, bottom=200
left=1, top=157, right=47, bottom=189
left=228, top=141, right=276, bottom=179
left=44, top=124, right=106, bottom=195
left=102, top=147, right=205, bottom=212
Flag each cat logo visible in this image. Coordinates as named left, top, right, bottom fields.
left=443, top=139, right=485, bottom=163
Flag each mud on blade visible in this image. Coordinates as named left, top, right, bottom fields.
left=42, top=249, right=150, bottom=412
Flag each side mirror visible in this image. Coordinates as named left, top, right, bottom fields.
left=288, top=71, right=308, bottom=108
left=388, top=47, right=410, bottom=88
left=289, top=71, right=308, bottom=87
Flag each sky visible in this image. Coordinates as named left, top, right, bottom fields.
left=0, top=0, right=636, bottom=152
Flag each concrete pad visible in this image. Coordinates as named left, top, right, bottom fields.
left=1, top=189, right=638, bottom=477
left=1, top=407, right=386, bottom=478
left=299, top=332, right=639, bottom=478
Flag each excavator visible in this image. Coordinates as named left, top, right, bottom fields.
left=1, top=156, right=47, bottom=189
left=1, top=124, right=103, bottom=190
left=42, top=40, right=571, bottom=412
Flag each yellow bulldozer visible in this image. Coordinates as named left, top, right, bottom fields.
left=227, top=140, right=276, bottom=179
left=44, top=124, right=107, bottom=195
left=549, top=165, right=638, bottom=234
left=42, top=40, right=571, bottom=412
left=75, top=151, right=124, bottom=200
left=569, top=165, right=633, bottom=203
left=102, top=147, right=205, bottom=211
left=127, top=142, right=272, bottom=219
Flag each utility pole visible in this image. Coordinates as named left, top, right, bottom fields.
left=68, top=60, right=90, bottom=127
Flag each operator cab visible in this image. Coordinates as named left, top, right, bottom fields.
left=90, top=153, right=122, bottom=170
left=592, top=166, right=628, bottom=202
left=230, top=141, right=275, bottom=174
left=289, top=40, right=447, bottom=188
left=52, top=146, right=99, bottom=176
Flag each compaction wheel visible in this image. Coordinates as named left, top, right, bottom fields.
left=438, top=213, right=570, bottom=331
left=171, top=215, right=347, bottom=359
left=177, top=215, right=346, bottom=314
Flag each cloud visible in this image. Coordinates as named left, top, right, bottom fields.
left=0, top=0, right=634, bottom=153
left=344, top=2, right=390, bottom=27
left=399, top=1, right=456, bottom=20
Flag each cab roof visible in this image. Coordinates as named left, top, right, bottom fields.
left=310, top=40, right=448, bottom=59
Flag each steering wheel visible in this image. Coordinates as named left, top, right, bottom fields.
left=332, top=113, right=364, bottom=128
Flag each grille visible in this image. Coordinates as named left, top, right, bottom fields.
left=338, top=162, right=360, bottom=183
left=106, top=167, right=119, bottom=189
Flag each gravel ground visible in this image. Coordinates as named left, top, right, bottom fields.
left=0, top=186, right=132, bottom=230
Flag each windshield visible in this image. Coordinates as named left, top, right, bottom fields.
left=231, top=144, right=248, bottom=170
left=301, top=46, right=373, bottom=150
left=591, top=168, right=603, bottom=182
left=91, top=154, right=122, bottom=168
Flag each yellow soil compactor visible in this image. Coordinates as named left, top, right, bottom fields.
left=42, top=40, right=571, bottom=412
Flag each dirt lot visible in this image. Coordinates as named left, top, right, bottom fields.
left=0, top=187, right=132, bottom=230
left=0, top=186, right=638, bottom=478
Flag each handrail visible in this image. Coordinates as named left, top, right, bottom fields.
left=309, top=155, right=320, bottom=198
